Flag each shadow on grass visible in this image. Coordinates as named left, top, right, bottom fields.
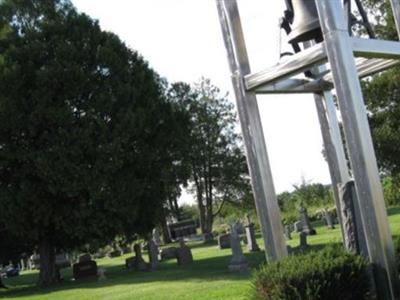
left=388, top=207, right=400, bottom=216
left=1, top=247, right=262, bottom=299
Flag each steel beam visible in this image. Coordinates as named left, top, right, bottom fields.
left=316, top=0, right=400, bottom=299
left=245, top=43, right=327, bottom=91
left=253, top=78, right=330, bottom=94
left=246, top=37, right=400, bottom=94
left=215, top=0, right=287, bottom=261
left=352, top=37, right=400, bottom=59
left=322, top=58, right=399, bottom=83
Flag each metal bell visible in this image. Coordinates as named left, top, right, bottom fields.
left=288, top=0, right=322, bottom=44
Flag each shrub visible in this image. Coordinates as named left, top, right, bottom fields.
left=252, top=245, right=370, bottom=300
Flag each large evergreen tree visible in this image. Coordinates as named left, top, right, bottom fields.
left=0, top=0, right=182, bottom=286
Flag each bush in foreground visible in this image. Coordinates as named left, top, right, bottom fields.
left=252, top=245, right=370, bottom=300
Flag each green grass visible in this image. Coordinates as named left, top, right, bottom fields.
left=1, top=207, right=400, bottom=300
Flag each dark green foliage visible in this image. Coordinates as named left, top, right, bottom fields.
left=0, top=226, right=33, bottom=265
left=359, top=0, right=400, bottom=178
left=168, top=79, right=251, bottom=235
left=0, top=0, right=186, bottom=285
left=381, top=176, right=400, bottom=206
left=277, top=181, right=334, bottom=224
left=252, top=245, right=370, bottom=300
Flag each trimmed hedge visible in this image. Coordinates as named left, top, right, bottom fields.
left=252, top=245, right=370, bottom=300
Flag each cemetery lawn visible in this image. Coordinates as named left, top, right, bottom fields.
left=1, top=207, right=400, bottom=300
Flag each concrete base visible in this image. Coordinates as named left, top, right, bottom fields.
left=228, top=262, right=249, bottom=272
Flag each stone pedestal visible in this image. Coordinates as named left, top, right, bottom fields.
left=299, top=232, right=308, bottom=251
left=299, top=207, right=316, bottom=235
left=228, top=223, right=248, bottom=272
left=148, top=240, right=159, bottom=270
left=152, top=228, right=162, bottom=246
left=245, top=224, right=260, bottom=252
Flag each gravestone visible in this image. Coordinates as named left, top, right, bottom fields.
left=203, top=232, right=214, bottom=243
left=299, top=232, right=308, bottom=250
left=245, top=222, right=260, bottom=252
left=339, top=180, right=368, bottom=255
left=176, top=239, right=193, bottom=265
left=284, top=225, right=292, bottom=240
left=160, top=247, right=178, bottom=260
left=97, top=267, right=106, bottom=280
left=299, top=207, right=316, bottom=235
left=108, top=249, right=122, bottom=258
left=218, top=233, right=231, bottom=249
left=30, top=253, right=40, bottom=269
left=324, top=210, right=335, bottom=229
left=234, top=220, right=245, bottom=235
left=132, top=244, right=149, bottom=271
left=294, top=220, right=303, bottom=232
left=78, top=253, right=92, bottom=263
left=228, top=223, right=248, bottom=272
left=152, top=228, right=162, bottom=246
left=125, top=256, right=135, bottom=269
left=73, top=260, right=97, bottom=280
left=148, top=239, right=160, bottom=270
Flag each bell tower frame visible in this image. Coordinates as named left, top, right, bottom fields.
left=216, top=0, right=400, bottom=299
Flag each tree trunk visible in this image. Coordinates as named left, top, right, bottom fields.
left=38, top=237, right=59, bottom=287
left=198, top=193, right=206, bottom=234
left=160, top=209, right=172, bottom=244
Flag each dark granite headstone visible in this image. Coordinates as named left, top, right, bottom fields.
left=203, top=232, right=214, bottom=243
left=125, top=256, right=135, bottom=269
left=108, top=250, right=122, bottom=258
left=78, top=253, right=92, bottom=263
left=132, top=244, right=149, bottom=271
left=176, top=240, right=193, bottom=265
left=299, top=232, right=308, bottom=250
left=73, top=260, right=97, bottom=280
left=218, top=233, right=231, bottom=249
left=160, top=247, right=178, bottom=260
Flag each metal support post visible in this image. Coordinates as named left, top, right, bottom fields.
left=389, top=0, right=400, bottom=38
left=316, top=1, right=400, bottom=299
left=216, top=0, right=287, bottom=261
left=315, top=90, right=369, bottom=257
left=313, top=91, right=348, bottom=233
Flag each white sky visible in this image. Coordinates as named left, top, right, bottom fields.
left=71, top=0, right=332, bottom=203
